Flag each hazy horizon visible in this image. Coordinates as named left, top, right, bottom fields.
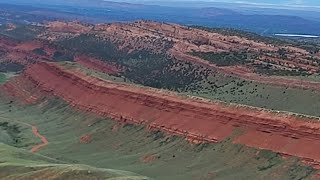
left=1, top=0, right=320, bottom=12
left=3, top=0, right=320, bottom=7
left=110, top=0, right=320, bottom=7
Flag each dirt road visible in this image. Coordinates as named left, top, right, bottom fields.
left=30, top=125, right=49, bottom=152
left=0, top=116, right=48, bottom=152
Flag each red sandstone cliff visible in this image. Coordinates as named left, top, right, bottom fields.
left=3, top=62, right=320, bottom=168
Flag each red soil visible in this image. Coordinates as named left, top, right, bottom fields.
left=5, top=62, right=320, bottom=168
left=31, top=125, right=49, bottom=153
left=75, top=55, right=122, bottom=75
left=80, top=134, right=93, bottom=144
left=0, top=36, right=19, bottom=49
left=140, top=154, right=157, bottom=163
left=0, top=36, right=58, bottom=66
left=14, top=41, right=43, bottom=51
left=0, top=41, right=50, bottom=65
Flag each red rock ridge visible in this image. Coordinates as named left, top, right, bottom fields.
left=3, top=62, right=320, bottom=168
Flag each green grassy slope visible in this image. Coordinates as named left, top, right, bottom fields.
left=186, top=75, right=320, bottom=117
left=0, top=72, right=19, bottom=85
left=0, top=143, right=149, bottom=180
left=0, top=73, right=6, bottom=84
left=0, top=95, right=315, bottom=180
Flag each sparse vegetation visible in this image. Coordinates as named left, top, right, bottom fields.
left=0, top=62, right=24, bottom=72
left=256, top=150, right=282, bottom=171
left=0, top=73, right=5, bottom=84
left=0, top=25, right=44, bottom=41
left=192, top=25, right=320, bottom=54
left=0, top=122, right=21, bottom=146
left=55, top=35, right=209, bottom=91
left=254, top=64, right=309, bottom=76
left=32, top=48, right=47, bottom=56
left=190, top=51, right=255, bottom=66
left=52, top=51, right=74, bottom=62
left=123, top=55, right=207, bottom=91
left=55, top=34, right=124, bottom=61
left=191, top=25, right=289, bottom=46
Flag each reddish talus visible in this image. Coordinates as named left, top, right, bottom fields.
left=4, top=62, right=320, bottom=168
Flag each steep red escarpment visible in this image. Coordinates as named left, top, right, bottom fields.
left=4, top=62, right=320, bottom=167
left=0, top=75, right=44, bottom=104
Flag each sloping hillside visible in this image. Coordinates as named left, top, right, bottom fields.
left=1, top=20, right=320, bottom=179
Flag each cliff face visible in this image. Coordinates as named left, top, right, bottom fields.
left=4, top=62, right=320, bottom=168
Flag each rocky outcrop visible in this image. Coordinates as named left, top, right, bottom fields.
left=4, top=61, right=320, bottom=168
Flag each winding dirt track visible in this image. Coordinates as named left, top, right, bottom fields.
left=0, top=116, right=48, bottom=153
left=30, top=125, right=49, bottom=153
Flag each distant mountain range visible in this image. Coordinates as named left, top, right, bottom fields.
left=1, top=0, right=320, bottom=35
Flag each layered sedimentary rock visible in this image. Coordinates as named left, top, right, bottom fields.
left=3, top=62, right=320, bottom=168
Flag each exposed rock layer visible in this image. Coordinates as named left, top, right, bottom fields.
left=3, top=62, right=320, bottom=168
